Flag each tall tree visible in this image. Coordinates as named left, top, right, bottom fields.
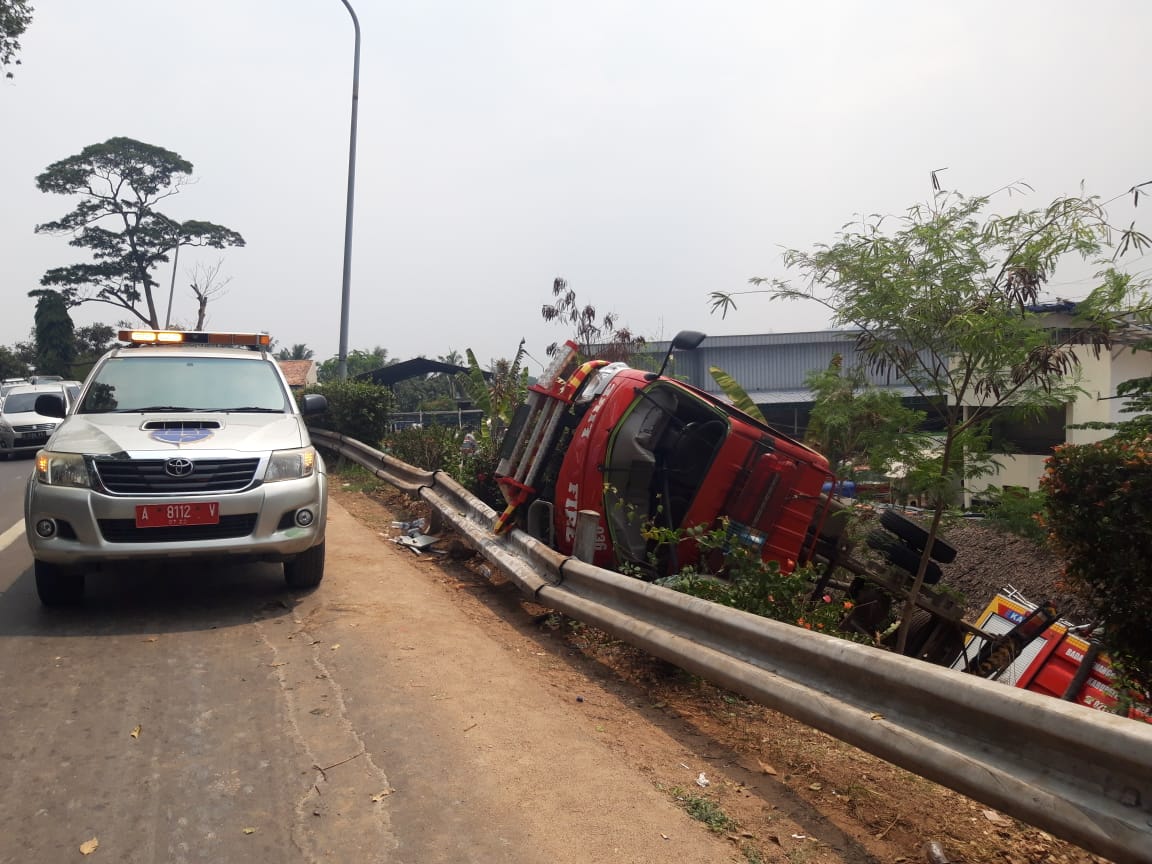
left=0, top=345, right=29, bottom=379
left=317, top=347, right=389, bottom=383
left=803, top=355, right=927, bottom=480
left=34, top=138, right=245, bottom=328
left=32, top=290, right=75, bottom=376
left=276, top=343, right=315, bottom=361
left=711, top=180, right=1152, bottom=651
left=541, top=277, right=646, bottom=361
left=185, top=259, right=232, bottom=330
left=0, top=0, right=32, bottom=79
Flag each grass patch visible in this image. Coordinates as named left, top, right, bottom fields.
left=329, top=462, right=387, bottom=495
left=669, top=786, right=738, bottom=833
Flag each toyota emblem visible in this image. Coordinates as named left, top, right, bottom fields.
left=165, top=457, right=195, bottom=477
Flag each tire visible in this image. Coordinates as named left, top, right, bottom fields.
left=884, top=608, right=935, bottom=657
left=879, top=510, right=957, bottom=563
left=866, top=531, right=943, bottom=585
left=284, top=541, right=325, bottom=590
left=35, top=560, right=85, bottom=606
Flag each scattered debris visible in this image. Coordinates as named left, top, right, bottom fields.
left=243, top=827, right=256, bottom=835
left=982, top=810, right=1010, bottom=826
left=695, top=772, right=710, bottom=788
left=757, top=759, right=778, bottom=776
left=393, top=533, right=440, bottom=554
left=80, top=837, right=98, bottom=855
left=129, top=724, right=141, bottom=739
left=371, top=789, right=394, bottom=803
left=923, top=840, right=951, bottom=863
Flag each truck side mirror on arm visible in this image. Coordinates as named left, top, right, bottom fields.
left=655, top=330, right=706, bottom=378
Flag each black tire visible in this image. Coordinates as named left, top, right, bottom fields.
left=35, top=560, right=85, bottom=606
left=879, top=510, right=957, bottom=563
left=884, top=608, right=935, bottom=657
left=866, top=531, right=943, bottom=585
left=284, top=541, right=325, bottom=590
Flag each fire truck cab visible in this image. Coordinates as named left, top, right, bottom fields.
left=494, top=336, right=834, bottom=576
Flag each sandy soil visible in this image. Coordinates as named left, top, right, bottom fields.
left=333, top=483, right=1116, bottom=864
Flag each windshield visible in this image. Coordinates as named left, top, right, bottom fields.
left=80, top=356, right=291, bottom=414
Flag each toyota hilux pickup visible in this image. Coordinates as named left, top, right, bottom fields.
left=24, top=329, right=329, bottom=605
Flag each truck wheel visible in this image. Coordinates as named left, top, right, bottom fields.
left=884, top=609, right=935, bottom=657
left=866, top=531, right=943, bottom=585
left=284, top=542, right=325, bottom=590
left=879, top=510, right=957, bottom=563
left=35, top=560, right=85, bottom=606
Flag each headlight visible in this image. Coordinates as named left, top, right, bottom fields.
left=264, top=446, right=316, bottom=482
left=36, top=451, right=92, bottom=488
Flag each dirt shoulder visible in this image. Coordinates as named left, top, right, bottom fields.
left=333, top=484, right=1114, bottom=864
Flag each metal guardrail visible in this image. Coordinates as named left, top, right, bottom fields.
left=312, top=429, right=1152, bottom=864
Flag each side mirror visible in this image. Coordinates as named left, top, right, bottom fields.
left=656, top=330, right=706, bottom=377
left=35, top=394, right=67, bottom=419
left=300, top=393, right=329, bottom=416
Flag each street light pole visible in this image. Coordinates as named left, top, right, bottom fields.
left=336, top=0, right=361, bottom=381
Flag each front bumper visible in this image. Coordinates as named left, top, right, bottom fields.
left=25, top=471, right=327, bottom=566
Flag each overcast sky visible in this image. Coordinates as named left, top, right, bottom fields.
left=2, top=1, right=1148, bottom=375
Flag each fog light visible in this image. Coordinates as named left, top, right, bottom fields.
left=295, top=509, right=315, bottom=527
left=35, top=519, right=57, bottom=538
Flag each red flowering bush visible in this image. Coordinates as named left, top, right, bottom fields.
left=1042, top=435, right=1152, bottom=688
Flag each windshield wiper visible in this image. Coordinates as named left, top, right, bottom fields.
left=119, top=406, right=194, bottom=413
left=206, top=407, right=285, bottom=413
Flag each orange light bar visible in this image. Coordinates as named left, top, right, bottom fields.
left=118, top=330, right=271, bottom=348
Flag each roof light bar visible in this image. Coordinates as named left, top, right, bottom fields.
left=118, top=330, right=271, bottom=348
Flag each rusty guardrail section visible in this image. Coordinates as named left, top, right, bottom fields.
left=312, top=429, right=1152, bottom=864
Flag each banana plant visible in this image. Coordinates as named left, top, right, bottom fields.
left=464, top=339, right=529, bottom=441
left=708, top=366, right=768, bottom=424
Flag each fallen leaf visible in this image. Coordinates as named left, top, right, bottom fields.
left=982, top=810, right=1009, bottom=825
left=808, top=782, right=823, bottom=791
left=791, top=834, right=807, bottom=840
left=660, top=834, right=670, bottom=840
left=330, top=644, right=341, bottom=651
left=243, top=827, right=256, bottom=835
left=141, top=637, right=158, bottom=643
left=371, top=789, right=394, bottom=802
left=870, top=713, right=884, bottom=720
left=130, top=725, right=141, bottom=739
left=757, top=759, right=778, bottom=776
left=767, top=834, right=782, bottom=846
left=80, top=837, right=99, bottom=855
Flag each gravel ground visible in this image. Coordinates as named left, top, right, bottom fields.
left=911, top=515, right=1094, bottom=625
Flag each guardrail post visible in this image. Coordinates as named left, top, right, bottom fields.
left=573, top=510, right=601, bottom=563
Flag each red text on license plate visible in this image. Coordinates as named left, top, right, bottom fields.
left=135, top=502, right=220, bottom=528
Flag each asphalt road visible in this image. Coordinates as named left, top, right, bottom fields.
left=0, top=463, right=735, bottom=864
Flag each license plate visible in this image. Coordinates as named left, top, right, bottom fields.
left=135, top=502, right=220, bottom=528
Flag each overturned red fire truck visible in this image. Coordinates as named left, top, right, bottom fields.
left=494, top=333, right=835, bottom=576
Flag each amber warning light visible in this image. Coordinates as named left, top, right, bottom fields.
left=118, top=330, right=271, bottom=348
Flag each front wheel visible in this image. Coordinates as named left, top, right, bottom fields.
left=35, top=560, right=85, bottom=606
left=284, top=542, right=325, bottom=590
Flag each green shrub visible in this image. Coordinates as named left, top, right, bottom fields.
left=302, top=381, right=392, bottom=447
left=382, top=426, right=505, bottom=509
left=384, top=424, right=458, bottom=471
left=1042, top=435, right=1152, bottom=688
left=975, top=485, right=1049, bottom=544
left=651, top=521, right=858, bottom=638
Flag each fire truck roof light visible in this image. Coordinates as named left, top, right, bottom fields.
left=118, top=330, right=271, bottom=348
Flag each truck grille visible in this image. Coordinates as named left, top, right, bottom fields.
left=97, top=514, right=258, bottom=543
left=94, top=458, right=261, bottom=494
